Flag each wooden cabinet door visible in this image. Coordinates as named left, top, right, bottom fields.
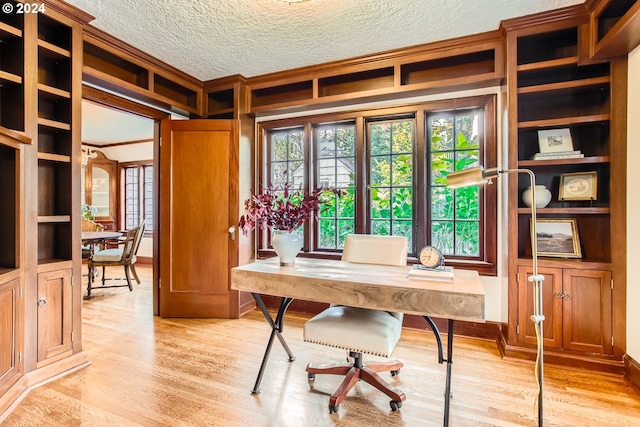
left=37, top=269, right=73, bottom=364
left=562, top=269, right=612, bottom=354
left=517, top=265, right=563, bottom=348
left=84, top=156, right=118, bottom=230
left=0, top=278, right=22, bottom=396
left=158, top=119, right=240, bottom=318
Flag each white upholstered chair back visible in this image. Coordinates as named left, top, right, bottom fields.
left=341, top=234, right=407, bottom=266
left=339, top=234, right=407, bottom=323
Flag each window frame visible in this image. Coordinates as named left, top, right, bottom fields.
left=256, top=95, right=497, bottom=275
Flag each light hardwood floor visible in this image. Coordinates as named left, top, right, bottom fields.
left=3, top=265, right=640, bottom=426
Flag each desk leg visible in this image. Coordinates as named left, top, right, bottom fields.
left=251, top=293, right=295, bottom=394
left=424, top=317, right=454, bottom=427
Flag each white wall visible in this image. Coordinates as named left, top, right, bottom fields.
left=627, top=46, right=640, bottom=360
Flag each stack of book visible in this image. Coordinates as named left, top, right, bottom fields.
left=533, top=150, right=584, bottom=160
left=407, top=265, right=454, bottom=282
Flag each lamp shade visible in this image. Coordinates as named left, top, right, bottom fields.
left=446, top=166, right=499, bottom=188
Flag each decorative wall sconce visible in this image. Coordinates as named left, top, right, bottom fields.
left=81, top=148, right=98, bottom=168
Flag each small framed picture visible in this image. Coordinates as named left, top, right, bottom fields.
left=537, top=128, right=573, bottom=153
left=531, top=218, right=582, bottom=258
left=559, top=171, right=597, bottom=201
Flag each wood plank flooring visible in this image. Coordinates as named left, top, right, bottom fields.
left=3, top=265, right=640, bottom=426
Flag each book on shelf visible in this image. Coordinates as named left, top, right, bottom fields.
left=407, top=265, right=454, bottom=282
left=533, top=151, right=584, bottom=160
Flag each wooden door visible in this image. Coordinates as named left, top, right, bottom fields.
left=158, top=119, right=240, bottom=318
left=0, top=278, right=22, bottom=396
left=517, top=265, right=563, bottom=348
left=37, top=269, right=73, bottom=364
left=562, top=269, right=612, bottom=354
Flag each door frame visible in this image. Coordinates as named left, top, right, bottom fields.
left=82, top=85, right=171, bottom=315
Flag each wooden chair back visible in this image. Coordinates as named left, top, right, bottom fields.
left=82, top=218, right=104, bottom=232
left=132, top=220, right=146, bottom=258
left=120, top=227, right=141, bottom=262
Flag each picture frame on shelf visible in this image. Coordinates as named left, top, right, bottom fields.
left=537, top=128, right=573, bottom=153
left=559, top=171, right=597, bottom=201
left=531, top=218, right=582, bottom=258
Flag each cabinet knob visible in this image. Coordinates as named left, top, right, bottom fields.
left=37, top=297, right=47, bottom=307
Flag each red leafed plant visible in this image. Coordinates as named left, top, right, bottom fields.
left=239, top=183, right=343, bottom=234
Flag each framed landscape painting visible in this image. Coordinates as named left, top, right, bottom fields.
left=532, top=218, right=582, bottom=258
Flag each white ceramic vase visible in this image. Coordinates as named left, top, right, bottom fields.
left=522, top=185, right=552, bottom=208
left=271, top=229, right=303, bottom=266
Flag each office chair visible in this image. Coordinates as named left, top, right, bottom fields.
left=303, top=234, right=407, bottom=413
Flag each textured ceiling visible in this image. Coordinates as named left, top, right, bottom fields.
left=65, top=0, right=585, bottom=82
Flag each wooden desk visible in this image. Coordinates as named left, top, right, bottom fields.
left=231, top=258, right=485, bottom=426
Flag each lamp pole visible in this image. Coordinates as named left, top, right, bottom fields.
left=446, top=166, right=545, bottom=426
left=507, top=168, right=545, bottom=427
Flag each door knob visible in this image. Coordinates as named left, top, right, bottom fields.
left=38, top=297, right=47, bottom=307
left=228, top=225, right=236, bottom=241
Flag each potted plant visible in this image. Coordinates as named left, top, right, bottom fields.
left=239, top=183, right=343, bottom=265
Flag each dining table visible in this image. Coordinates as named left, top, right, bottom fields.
left=81, top=231, right=122, bottom=249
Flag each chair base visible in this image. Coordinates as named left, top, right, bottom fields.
left=87, top=264, right=136, bottom=296
left=306, top=351, right=406, bottom=412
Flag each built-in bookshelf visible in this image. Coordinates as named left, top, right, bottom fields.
left=36, top=13, right=73, bottom=265
left=0, top=3, right=24, bottom=131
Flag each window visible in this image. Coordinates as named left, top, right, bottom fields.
left=258, top=95, right=497, bottom=274
left=315, top=123, right=356, bottom=249
left=269, top=128, right=305, bottom=188
left=428, top=109, right=483, bottom=257
left=121, top=162, right=153, bottom=232
left=368, top=119, right=414, bottom=248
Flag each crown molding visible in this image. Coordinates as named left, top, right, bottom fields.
left=500, top=4, right=588, bottom=32
left=42, top=0, right=94, bottom=24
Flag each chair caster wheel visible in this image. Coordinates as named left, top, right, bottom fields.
left=391, top=369, right=400, bottom=376
left=329, top=404, right=339, bottom=413
left=390, top=400, right=402, bottom=411
left=307, top=373, right=315, bottom=381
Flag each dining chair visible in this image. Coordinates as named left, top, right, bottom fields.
left=87, top=222, right=144, bottom=296
left=81, top=218, right=105, bottom=260
left=303, top=234, right=407, bottom=413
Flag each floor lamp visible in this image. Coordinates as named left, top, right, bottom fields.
left=447, top=166, right=545, bottom=427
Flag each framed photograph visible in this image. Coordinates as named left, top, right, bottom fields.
left=531, top=218, right=582, bottom=258
left=559, top=171, right=597, bottom=201
left=537, top=128, right=573, bottom=153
